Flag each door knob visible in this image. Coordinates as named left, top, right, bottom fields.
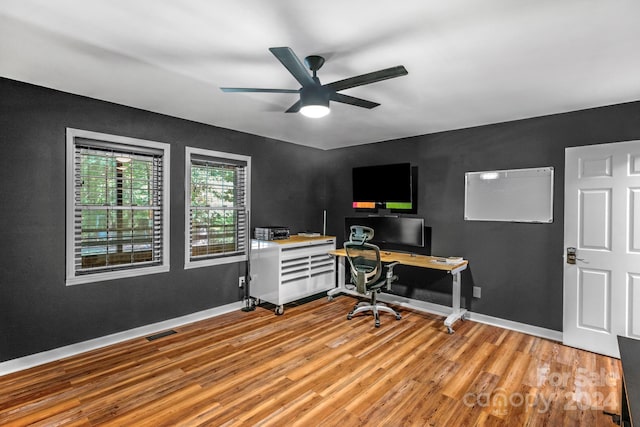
left=566, top=247, right=587, bottom=264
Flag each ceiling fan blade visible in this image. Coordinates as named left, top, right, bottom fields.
left=269, top=47, right=315, bottom=87
left=330, top=93, right=380, bottom=109
left=285, top=100, right=302, bottom=113
left=220, top=87, right=299, bottom=93
left=326, top=65, right=408, bottom=92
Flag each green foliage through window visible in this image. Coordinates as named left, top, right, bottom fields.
left=75, top=147, right=163, bottom=270
left=189, top=160, right=247, bottom=259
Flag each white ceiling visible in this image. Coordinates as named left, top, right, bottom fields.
left=1, top=0, right=639, bottom=150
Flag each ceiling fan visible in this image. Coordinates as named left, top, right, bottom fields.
left=221, top=47, right=408, bottom=118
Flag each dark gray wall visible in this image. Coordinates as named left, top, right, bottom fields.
left=324, top=101, right=640, bottom=331
left=0, top=78, right=329, bottom=362
left=2, top=76, right=639, bottom=362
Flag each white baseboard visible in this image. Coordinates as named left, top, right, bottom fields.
left=358, top=290, right=563, bottom=342
left=0, top=301, right=244, bottom=377
left=467, top=311, right=563, bottom=342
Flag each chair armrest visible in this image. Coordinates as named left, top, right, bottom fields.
left=386, top=261, right=400, bottom=271
left=384, top=262, right=400, bottom=290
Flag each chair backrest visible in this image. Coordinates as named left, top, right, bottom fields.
left=348, top=225, right=374, bottom=244
left=344, top=240, right=382, bottom=294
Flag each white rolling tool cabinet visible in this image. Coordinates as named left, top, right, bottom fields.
left=249, top=236, right=336, bottom=314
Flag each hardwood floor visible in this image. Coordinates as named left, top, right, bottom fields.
left=0, top=296, right=621, bottom=426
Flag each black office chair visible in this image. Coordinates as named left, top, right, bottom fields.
left=344, top=225, right=401, bottom=327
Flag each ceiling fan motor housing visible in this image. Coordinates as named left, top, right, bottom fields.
left=300, top=84, right=330, bottom=109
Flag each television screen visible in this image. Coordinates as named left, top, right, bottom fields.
left=352, top=163, right=412, bottom=203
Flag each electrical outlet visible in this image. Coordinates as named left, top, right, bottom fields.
left=473, top=286, right=481, bottom=298
left=238, top=276, right=246, bottom=288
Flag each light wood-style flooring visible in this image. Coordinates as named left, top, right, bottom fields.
left=0, top=296, right=621, bottom=426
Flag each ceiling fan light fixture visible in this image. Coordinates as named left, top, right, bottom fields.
left=300, top=104, right=330, bottom=118
left=300, top=86, right=330, bottom=118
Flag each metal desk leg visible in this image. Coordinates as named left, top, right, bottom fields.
left=327, top=256, right=346, bottom=300
left=444, top=269, right=468, bottom=334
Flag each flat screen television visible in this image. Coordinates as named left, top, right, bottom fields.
left=352, top=163, right=412, bottom=204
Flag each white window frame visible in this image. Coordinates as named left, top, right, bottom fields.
left=184, top=147, right=251, bottom=269
left=65, top=128, right=170, bottom=285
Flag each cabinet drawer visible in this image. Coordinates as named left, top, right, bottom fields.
left=281, top=257, right=308, bottom=270
left=280, top=277, right=310, bottom=301
left=281, top=255, right=309, bottom=281
left=281, top=269, right=308, bottom=282
left=310, top=254, right=334, bottom=271
left=310, top=266, right=334, bottom=278
left=281, top=243, right=335, bottom=260
left=309, top=270, right=335, bottom=292
left=310, top=252, right=333, bottom=263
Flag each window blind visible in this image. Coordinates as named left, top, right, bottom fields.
left=73, top=142, right=165, bottom=274
left=189, top=157, right=248, bottom=261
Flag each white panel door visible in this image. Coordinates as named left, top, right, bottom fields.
left=564, top=140, right=640, bottom=357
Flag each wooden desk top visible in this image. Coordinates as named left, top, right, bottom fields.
left=329, top=248, right=468, bottom=272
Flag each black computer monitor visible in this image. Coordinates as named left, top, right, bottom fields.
left=344, top=216, right=425, bottom=248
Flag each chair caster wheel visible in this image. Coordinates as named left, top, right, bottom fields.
left=375, top=321, right=380, bottom=328
left=447, top=326, right=454, bottom=334
left=347, top=314, right=353, bottom=320
left=396, top=315, right=402, bottom=320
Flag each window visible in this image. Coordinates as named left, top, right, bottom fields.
left=66, top=128, right=170, bottom=285
left=185, top=147, right=250, bottom=268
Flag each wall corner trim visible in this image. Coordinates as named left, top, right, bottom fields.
left=0, top=301, right=244, bottom=377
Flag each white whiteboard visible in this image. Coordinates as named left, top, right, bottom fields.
left=464, top=167, right=554, bottom=223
